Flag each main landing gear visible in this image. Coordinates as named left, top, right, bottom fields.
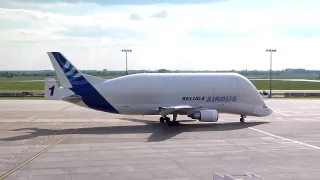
left=240, top=115, right=246, bottom=123
left=159, top=114, right=180, bottom=126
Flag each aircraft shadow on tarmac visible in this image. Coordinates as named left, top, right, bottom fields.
left=0, top=119, right=269, bottom=142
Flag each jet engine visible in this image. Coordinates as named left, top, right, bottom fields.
left=188, top=109, right=219, bottom=122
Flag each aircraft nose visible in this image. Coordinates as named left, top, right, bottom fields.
left=258, top=107, right=273, bottom=117
left=267, top=107, right=273, bottom=115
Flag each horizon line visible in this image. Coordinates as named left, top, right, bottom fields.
left=1, top=69, right=320, bottom=72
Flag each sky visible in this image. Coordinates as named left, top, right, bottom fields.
left=1, top=0, right=320, bottom=71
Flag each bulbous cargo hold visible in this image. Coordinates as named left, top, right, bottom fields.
left=101, top=72, right=272, bottom=117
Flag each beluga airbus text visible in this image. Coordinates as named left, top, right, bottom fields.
left=44, top=52, right=273, bottom=126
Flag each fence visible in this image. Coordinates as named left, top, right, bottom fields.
left=0, top=90, right=44, bottom=97
left=0, top=90, right=320, bottom=98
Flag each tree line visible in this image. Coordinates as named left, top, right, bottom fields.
left=1, top=68, right=320, bottom=78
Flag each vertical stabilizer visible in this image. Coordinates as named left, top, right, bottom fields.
left=46, top=52, right=118, bottom=114
left=47, top=52, right=106, bottom=88
left=47, top=53, right=72, bottom=88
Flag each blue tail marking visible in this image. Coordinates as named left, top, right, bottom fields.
left=52, top=52, right=119, bottom=114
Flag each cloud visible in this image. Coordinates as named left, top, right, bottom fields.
left=1, top=27, right=67, bottom=44
left=58, top=26, right=145, bottom=40
left=0, top=19, right=30, bottom=30
left=6, top=0, right=224, bottom=6
left=1, top=0, right=320, bottom=71
left=281, top=25, right=320, bottom=38
left=0, top=7, right=166, bottom=30
left=129, top=13, right=143, bottom=20
left=188, top=28, right=252, bottom=38
left=150, top=10, right=167, bottom=19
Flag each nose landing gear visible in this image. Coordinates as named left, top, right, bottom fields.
left=240, top=115, right=246, bottom=123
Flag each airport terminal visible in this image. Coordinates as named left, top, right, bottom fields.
left=1, top=1, right=320, bottom=180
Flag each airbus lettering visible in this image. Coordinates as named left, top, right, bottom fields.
left=206, top=96, right=237, bottom=102
left=181, top=96, right=237, bottom=102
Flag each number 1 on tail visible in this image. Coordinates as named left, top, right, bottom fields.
left=49, top=85, right=55, bottom=96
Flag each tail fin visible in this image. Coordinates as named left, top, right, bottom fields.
left=47, top=52, right=105, bottom=88
left=46, top=52, right=119, bottom=113
left=44, top=78, right=61, bottom=100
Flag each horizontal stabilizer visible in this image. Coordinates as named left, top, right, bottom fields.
left=62, top=95, right=82, bottom=104
left=44, top=78, right=61, bottom=100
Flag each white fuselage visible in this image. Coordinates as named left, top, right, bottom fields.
left=63, top=73, right=272, bottom=117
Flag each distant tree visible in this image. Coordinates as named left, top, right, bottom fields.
left=157, top=69, right=169, bottom=73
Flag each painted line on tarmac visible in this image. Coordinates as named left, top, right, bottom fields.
left=305, top=113, right=320, bottom=116
left=293, top=118, right=319, bottom=122
left=0, top=128, right=77, bottom=180
left=0, top=128, right=64, bottom=165
left=273, top=111, right=291, bottom=116
left=278, top=110, right=302, bottom=114
left=249, top=127, right=320, bottom=150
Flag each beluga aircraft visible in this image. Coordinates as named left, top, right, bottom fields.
left=45, top=52, right=273, bottom=126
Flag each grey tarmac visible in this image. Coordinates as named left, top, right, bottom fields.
left=0, top=99, right=320, bottom=180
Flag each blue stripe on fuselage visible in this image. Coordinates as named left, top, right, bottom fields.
left=51, top=52, right=119, bottom=114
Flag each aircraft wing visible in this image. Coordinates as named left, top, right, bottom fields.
left=158, top=105, right=201, bottom=116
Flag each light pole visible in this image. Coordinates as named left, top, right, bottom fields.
left=266, top=49, right=276, bottom=98
left=121, top=49, right=132, bottom=75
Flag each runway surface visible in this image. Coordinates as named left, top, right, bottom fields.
left=0, top=99, right=320, bottom=180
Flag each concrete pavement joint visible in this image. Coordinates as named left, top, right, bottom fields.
left=145, top=142, right=203, bottom=180
left=0, top=128, right=76, bottom=180
left=0, top=128, right=63, bottom=165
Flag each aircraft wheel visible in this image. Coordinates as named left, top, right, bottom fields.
left=159, top=117, right=165, bottom=123
left=240, top=117, right=245, bottom=123
left=165, top=117, right=170, bottom=123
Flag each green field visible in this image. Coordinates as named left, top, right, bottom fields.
left=0, top=81, right=44, bottom=90
left=247, top=75, right=319, bottom=80
left=1, top=78, right=320, bottom=90
left=250, top=80, right=320, bottom=90
left=0, top=76, right=52, bottom=81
